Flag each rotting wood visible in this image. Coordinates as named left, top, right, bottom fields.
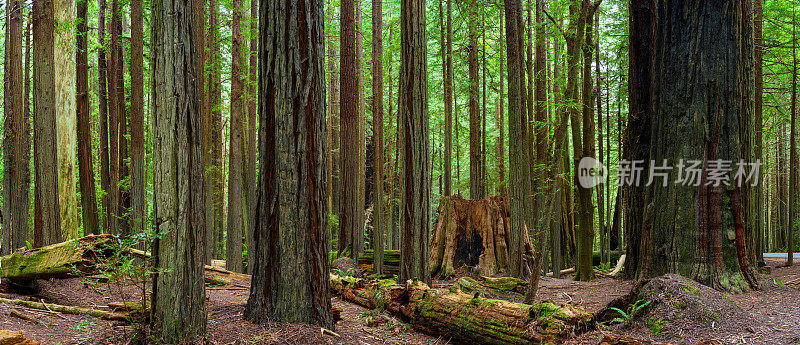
left=330, top=274, right=590, bottom=344
left=0, top=298, right=138, bottom=321
left=0, top=236, right=245, bottom=286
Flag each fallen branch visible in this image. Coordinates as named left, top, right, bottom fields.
left=10, top=310, right=40, bottom=323
left=546, top=267, right=576, bottom=277
left=330, top=274, right=591, bottom=345
left=0, top=298, right=137, bottom=321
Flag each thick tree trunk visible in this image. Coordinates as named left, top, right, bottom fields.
left=107, top=0, right=121, bottom=235
left=77, top=0, right=100, bottom=237
left=399, top=0, right=431, bottom=286
left=244, top=0, right=333, bottom=328
left=339, top=0, right=365, bottom=258
left=130, top=0, right=145, bottom=237
left=754, top=0, right=764, bottom=263
left=630, top=0, right=759, bottom=292
left=3, top=0, right=31, bottom=254
left=33, top=0, right=62, bottom=247
left=495, top=8, right=505, bottom=197
left=790, top=9, right=797, bottom=267
left=226, top=0, right=246, bottom=273
left=208, top=0, right=224, bottom=260
left=443, top=0, right=453, bottom=198
left=150, top=0, right=207, bottom=337
left=372, top=0, right=385, bottom=276
left=55, top=0, right=78, bottom=240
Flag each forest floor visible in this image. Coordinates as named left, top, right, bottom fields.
left=0, top=260, right=798, bottom=345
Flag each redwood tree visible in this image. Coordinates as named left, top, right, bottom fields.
left=226, top=0, right=246, bottom=273
left=372, top=0, right=385, bottom=276
left=77, top=0, right=100, bottom=236
left=130, top=0, right=146, bottom=236
left=628, top=0, right=759, bottom=292
left=399, top=0, right=431, bottom=286
left=339, top=0, right=365, bottom=258
left=3, top=0, right=30, bottom=253
left=33, top=0, right=62, bottom=247
left=150, top=0, right=207, bottom=338
left=244, top=0, right=333, bottom=327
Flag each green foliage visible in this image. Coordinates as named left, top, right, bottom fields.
left=647, top=317, right=667, bottom=335
left=606, top=299, right=652, bottom=325
left=332, top=268, right=356, bottom=277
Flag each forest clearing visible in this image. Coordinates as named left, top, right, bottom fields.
left=2, top=0, right=800, bottom=343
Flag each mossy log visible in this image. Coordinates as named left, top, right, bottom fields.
left=0, top=298, right=137, bottom=321
left=456, top=276, right=529, bottom=295
left=330, top=274, right=590, bottom=344
left=0, top=234, right=115, bottom=280
left=0, top=235, right=244, bottom=286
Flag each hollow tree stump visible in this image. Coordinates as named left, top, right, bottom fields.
left=431, top=195, right=527, bottom=277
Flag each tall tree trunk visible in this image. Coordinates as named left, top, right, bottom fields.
left=226, top=0, right=246, bottom=273
left=442, top=0, right=453, bottom=198
left=3, top=0, right=30, bottom=254
left=495, top=8, right=505, bottom=197
left=209, top=0, right=224, bottom=260
left=524, top=0, right=550, bottom=301
left=399, top=0, right=430, bottom=286
left=754, top=0, right=764, bottom=264
left=574, top=11, right=597, bottom=282
left=107, top=0, right=121, bottom=235
left=130, top=0, right=145, bottom=237
left=33, top=0, right=62, bottom=247
left=595, top=12, right=607, bottom=266
left=55, top=0, right=78, bottom=240
left=150, top=0, right=207, bottom=337
left=97, top=0, right=111, bottom=234
left=372, top=0, right=385, bottom=276
left=77, top=0, right=100, bottom=237
left=623, top=0, right=654, bottom=280
left=244, top=0, right=333, bottom=328
left=789, top=8, right=797, bottom=267
left=505, top=0, right=533, bottom=279
left=246, top=0, right=258, bottom=273
left=629, top=0, right=758, bottom=292
left=339, top=0, right=365, bottom=258
left=468, top=0, right=482, bottom=200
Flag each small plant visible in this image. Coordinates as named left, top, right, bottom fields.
left=682, top=286, right=701, bottom=295
left=672, top=301, right=686, bottom=310
left=595, top=262, right=611, bottom=272
left=607, top=299, right=652, bottom=324
left=332, top=268, right=356, bottom=277
left=647, top=317, right=667, bottom=335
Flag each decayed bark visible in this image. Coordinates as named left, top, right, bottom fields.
left=55, top=0, right=79, bottom=240
left=372, top=0, right=385, bottom=276
left=244, top=0, right=333, bottom=328
left=330, top=275, right=590, bottom=345
left=226, top=0, right=246, bottom=273
left=631, top=0, right=759, bottom=292
left=77, top=0, right=100, bottom=237
left=151, top=0, right=207, bottom=337
left=399, top=0, right=431, bottom=286
left=0, top=234, right=115, bottom=280
left=33, top=0, right=63, bottom=247
left=430, top=196, right=513, bottom=277
left=339, top=0, right=365, bottom=258
left=130, top=0, right=145, bottom=236
left=3, top=0, right=30, bottom=254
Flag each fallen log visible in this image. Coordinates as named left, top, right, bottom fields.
left=330, top=274, right=590, bottom=344
left=0, top=236, right=246, bottom=286
left=0, top=234, right=115, bottom=280
left=0, top=298, right=136, bottom=321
